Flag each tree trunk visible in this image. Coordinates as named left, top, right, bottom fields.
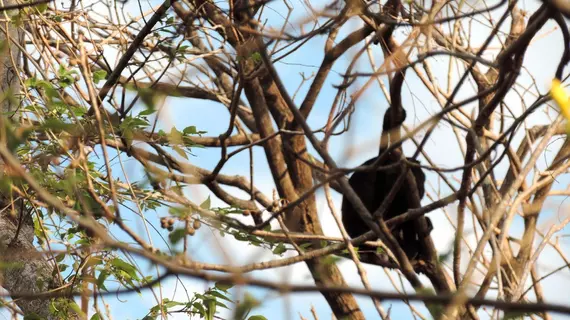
left=0, top=5, right=78, bottom=319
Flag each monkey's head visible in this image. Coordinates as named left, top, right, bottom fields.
left=383, top=106, right=406, bottom=131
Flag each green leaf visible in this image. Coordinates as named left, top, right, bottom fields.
left=209, top=290, right=233, bottom=302
left=90, top=313, right=101, bottom=320
left=272, top=243, right=286, bottom=255
left=56, top=64, right=78, bottom=87
left=205, top=298, right=216, bottom=320
left=71, top=105, right=86, bottom=116
left=233, top=293, right=260, bottom=320
left=321, top=255, right=341, bottom=265
left=168, top=228, right=186, bottom=244
left=55, top=253, right=66, bottom=262
left=121, top=116, right=149, bottom=129
left=36, top=2, right=48, bottom=12
left=192, top=302, right=206, bottom=316
left=93, top=70, right=107, bottom=84
left=11, top=12, right=23, bottom=27
left=69, top=301, right=85, bottom=318
left=41, top=118, right=75, bottom=133
left=168, top=206, right=191, bottom=218
left=110, top=258, right=140, bottom=281
left=215, top=281, right=234, bottom=292
left=200, top=196, right=211, bottom=210
left=138, top=108, right=156, bottom=116
left=162, top=299, right=185, bottom=309
left=96, top=270, right=110, bottom=291
left=248, top=316, right=268, bottom=320
left=183, top=125, right=197, bottom=135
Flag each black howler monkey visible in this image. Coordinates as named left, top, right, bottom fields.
left=341, top=106, right=431, bottom=262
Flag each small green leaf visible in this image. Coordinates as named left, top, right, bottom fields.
left=183, top=125, right=197, bottom=135
left=71, top=105, right=86, bottom=116
left=11, top=12, right=23, bottom=27
left=321, top=255, right=341, bottom=265
left=93, top=70, right=107, bottom=84
left=36, top=2, right=48, bottom=13
left=248, top=316, right=268, bottom=320
left=41, top=118, right=75, bottom=133
left=215, top=281, right=234, bottom=292
left=68, top=301, right=84, bottom=318
left=162, top=299, right=185, bottom=309
left=96, top=271, right=109, bottom=291
left=192, top=302, right=206, bottom=316
left=168, top=228, right=186, bottom=244
left=110, top=258, right=139, bottom=281
left=55, top=253, right=66, bottom=262
left=272, top=243, right=286, bottom=255
left=200, top=196, right=211, bottom=210
left=209, top=290, right=233, bottom=302
left=233, top=293, right=260, bottom=320
left=205, top=298, right=216, bottom=320
left=90, top=313, right=101, bottom=320
left=138, top=108, right=156, bottom=116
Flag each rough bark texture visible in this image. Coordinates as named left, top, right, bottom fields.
left=0, top=212, right=56, bottom=318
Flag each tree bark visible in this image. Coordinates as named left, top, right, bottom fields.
left=0, top=5, right=78, bottom=319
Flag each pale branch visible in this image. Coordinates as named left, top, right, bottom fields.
left=88, top=0, right=176, bottom=116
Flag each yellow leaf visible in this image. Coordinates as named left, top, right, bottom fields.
left=551, top=79, right=570, bottom=120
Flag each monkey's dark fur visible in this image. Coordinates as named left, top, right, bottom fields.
left=341, top=107, right=431, bottom=262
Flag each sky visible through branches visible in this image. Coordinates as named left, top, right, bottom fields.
left=89, top=0, right=570, bottom=318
